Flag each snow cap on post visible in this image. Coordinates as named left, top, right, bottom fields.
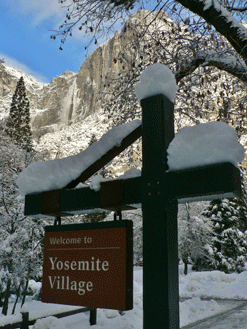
left=135, top=63, right=178, bottom=102
left=167, top=121, right=245, bottom=170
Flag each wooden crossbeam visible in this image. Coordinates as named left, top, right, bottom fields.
left=167, top=161, right=241, bottom=201
left=24, top=162, right=241, bottom=217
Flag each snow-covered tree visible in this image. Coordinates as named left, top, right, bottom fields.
left=235, top=168, right=247, bottom=232
left=0, top=125, right=44, bottom=313
left=201, top=198, right=247, bottom=273
left=5, top=77, right=33, bottom=152
left=178, top=204, right=214, bottom=275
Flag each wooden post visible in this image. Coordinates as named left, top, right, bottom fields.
left=141, top=94, right=179, bottom=329
left=2, top=278, right=11, bottom=316
left=20, top=310, right=29, bottom=329
left=90, top=308, right=97, bottom=326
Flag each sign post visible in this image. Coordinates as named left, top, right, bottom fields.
left=23, top=92, right=242, bottom=328
left=141, top=94, right=179, bottom=328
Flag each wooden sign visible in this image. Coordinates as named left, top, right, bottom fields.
left=42, top=220, right=133, bottom=310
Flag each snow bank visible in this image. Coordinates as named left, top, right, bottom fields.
left=2, top=267, right=247, bottom=328
left=33, top=316, right=66, bottom=329
left=167, top=121, right=245, bottom=170
left=180, top=297, right=222, bottom=326
left=17, top=120, right=141, bottom=195
left=20, top=304, right=29, bottom=313
left=135, top=63, right=178, bottom=101
left=180, top=269, right=247, bottom=300
left=28, top=280, right=42, bottom=299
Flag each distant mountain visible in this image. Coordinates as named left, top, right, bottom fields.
left=0, top=30, right=124, bottom=137
left=0, top=58, right=111, bottom=138
left=0, top=10, right=174, bottom=139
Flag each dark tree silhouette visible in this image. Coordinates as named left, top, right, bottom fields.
left=5, top=77, right=33, bottom=152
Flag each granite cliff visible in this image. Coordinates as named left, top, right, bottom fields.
left=0, top=10, right=157, bottom=138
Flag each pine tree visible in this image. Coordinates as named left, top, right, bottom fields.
left=234, top=169, right=247, bottom=232
left=5, top=77, right=33, bottom=152
left=201, top=198, right=247, bottom=273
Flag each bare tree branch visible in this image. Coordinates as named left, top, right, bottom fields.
left=176, top=53, right=247, bottom=82
left=175, top=0, right=247, bottom=64
left=225, top=6, right=247, bottom=12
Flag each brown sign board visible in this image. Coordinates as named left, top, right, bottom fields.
left=42, top=220, right=133, bottom=311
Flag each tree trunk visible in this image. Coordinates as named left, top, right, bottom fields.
left=12, top=280, right=22, bottom=314
left=184, top=262, right=188, bottom=275
left=2, top=278, right=11, bottom=316
left=21, top=278, right=29, bottom=307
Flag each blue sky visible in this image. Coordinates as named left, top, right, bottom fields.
left=0, top=0, right=198, bottom=84
left=0, top=0, right=107, bottom=83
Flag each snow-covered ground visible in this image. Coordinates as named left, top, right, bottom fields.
left=1, top=265, right=247, bottom=328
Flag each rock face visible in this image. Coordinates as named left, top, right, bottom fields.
left=0, top=10, right=153, bottom=138
left=0, top=28, right=129, bottom=138
left=0, top=9, right=176, bottom=139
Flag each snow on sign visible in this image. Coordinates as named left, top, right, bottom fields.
left=167, top=121, right=245, bottom=171
left=17, top=119, right=141, bottom=196
left=42, top=221, right=133, bottom=311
